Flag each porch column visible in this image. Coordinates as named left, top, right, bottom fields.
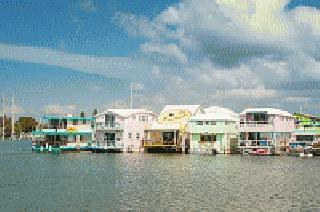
left=182, top=133, right=186, bottom=153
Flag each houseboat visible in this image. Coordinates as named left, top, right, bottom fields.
left=32, top=114, right=95, bottom=152
left=289, top=113, right=320, bottom=156
left=144, top=105, right=203, bottom=153
left=94, top=109, right=156, bottom=153
left=188, top=106, right=238, bottom=154
left=238, top=108, right=294, bottom=155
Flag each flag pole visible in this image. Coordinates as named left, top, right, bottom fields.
left=130, top=83, right=133, bottom=109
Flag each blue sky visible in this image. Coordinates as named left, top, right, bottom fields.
left=1, top=0, right=320, bottom=117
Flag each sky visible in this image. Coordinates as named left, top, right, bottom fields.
left=1, top=0, right=320, bottom=117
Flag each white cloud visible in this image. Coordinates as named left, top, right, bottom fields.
left=44, top=104, right=79, bottom=115
left=79, top=0, right=96, bottom=12
left=290, top=6, right=320, bottom=36
left=0, top=43, right=152, bottom=80
left=140, top=43, right=188, bottom=64
left=3, top=0, right=320, bottom=113
left=214, top=86, right=277, bottom=99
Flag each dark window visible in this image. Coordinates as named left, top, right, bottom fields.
left=296, top=135, right=314, bottom=141
left=105, top=114, right=115, bottom=127
left=200, top=134, right=216, bottom=142
left=163, top=132, right=174, bottom=142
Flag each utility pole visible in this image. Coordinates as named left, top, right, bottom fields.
left=2, top=96, right=4, bottom=140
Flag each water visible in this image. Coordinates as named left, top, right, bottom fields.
left=0, top=140, right=32, bottom=153
left=0, top=153, right=319, bottom=211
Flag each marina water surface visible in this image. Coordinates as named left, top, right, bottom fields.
left=0, top=153, right=319, bottom=211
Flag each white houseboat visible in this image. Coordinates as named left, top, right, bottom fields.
left=95, top=109, right=156, bottom=152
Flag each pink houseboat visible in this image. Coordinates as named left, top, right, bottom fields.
left=238, top=108, right=295, bottom=155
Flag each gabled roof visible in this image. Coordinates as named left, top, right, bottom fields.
left=98, top=109, right=155, bottom=118
left=240, top=108, right=292, bottom=117
left=161, top=105, right=202, bottom=115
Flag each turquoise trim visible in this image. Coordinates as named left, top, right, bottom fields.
left=32, top=130, right=92, bottom=136
left=43, top=116, right=95, bottom=121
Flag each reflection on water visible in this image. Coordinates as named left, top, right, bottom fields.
left=0, top=154, right=319, bottom=211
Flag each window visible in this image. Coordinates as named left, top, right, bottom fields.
left=200, top=134, right=216, bottom=142
left=139, top=116, right=147, bottom=122
left=169, top=113, right=174, bottom=117
left=163, top=132, right=174, bottom=142
left=210, top=121, right=216, bottom=125
left=225, top=121, right=234, bottom=125
left=105, top=114, right=115, bottom=127
left=83, top=119, right=86, bottom=124
left=128, top=133, right=132, bottom=139
left=136, top=133, right=140, bottom=139
left=205, top=121, right=210, bottom=125
left=73, top=119, right=77, bottom=125
left=197, top=121, right=203, bottom=125
left=296, top=135, right=313, bottom=141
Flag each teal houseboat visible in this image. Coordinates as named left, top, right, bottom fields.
left=32, top=114, right=95, bottom=152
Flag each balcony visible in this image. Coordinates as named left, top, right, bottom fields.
left=32, top=129, right=92, bottom=135
left=96, top=122, right=123, bottom=131
left=238, top=140, right=274, bottom=149
left=239, top=121, right=274, bottom=132
left=95, top=140, right=124, bottom=149
left=143, top=140, right=177, bottom=147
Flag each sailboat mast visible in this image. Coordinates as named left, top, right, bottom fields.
left=11, top=96, right=15, bottom=140
left=2, top=96, right=4, bottom=140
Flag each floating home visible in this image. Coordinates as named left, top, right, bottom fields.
left=188, top=106, right=238, bottom=154
left=290, top=113, right=320, bottom=149
left=94, top=109, right=156, bottom=152
left=32, top=114, right=95, bottom=152
left=144, top=105, right=203, bottom=153
left=238, top=108, right=294, bottom=155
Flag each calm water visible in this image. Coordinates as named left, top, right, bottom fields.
left=0, top=153, right=320, bottom=211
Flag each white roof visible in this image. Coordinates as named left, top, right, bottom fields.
left=240, top=108, right=292, bottom=117
left=205, top=106, right=237, bottom=116
left=191, top=106, right=238, bottom=121
left=161, top=105, right=202, bottom=115
left=147, top=122, right=181, bottom=131
left=98, top=109, right=155, bottom=118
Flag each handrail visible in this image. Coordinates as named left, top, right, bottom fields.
left=240, top=121, right=272, bottom=125
left=239, top=139, right=274, bottom=147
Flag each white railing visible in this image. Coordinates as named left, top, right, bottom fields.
left=238, top=140, right=274, bottom=148
left=96, top=140, right=124, bottom=149
left=239, top=121, right=273, bottom=127
left=96, top=122, right=123, bottom=130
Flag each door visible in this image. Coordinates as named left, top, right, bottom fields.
left=105, top=133, right=115, bottom=147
